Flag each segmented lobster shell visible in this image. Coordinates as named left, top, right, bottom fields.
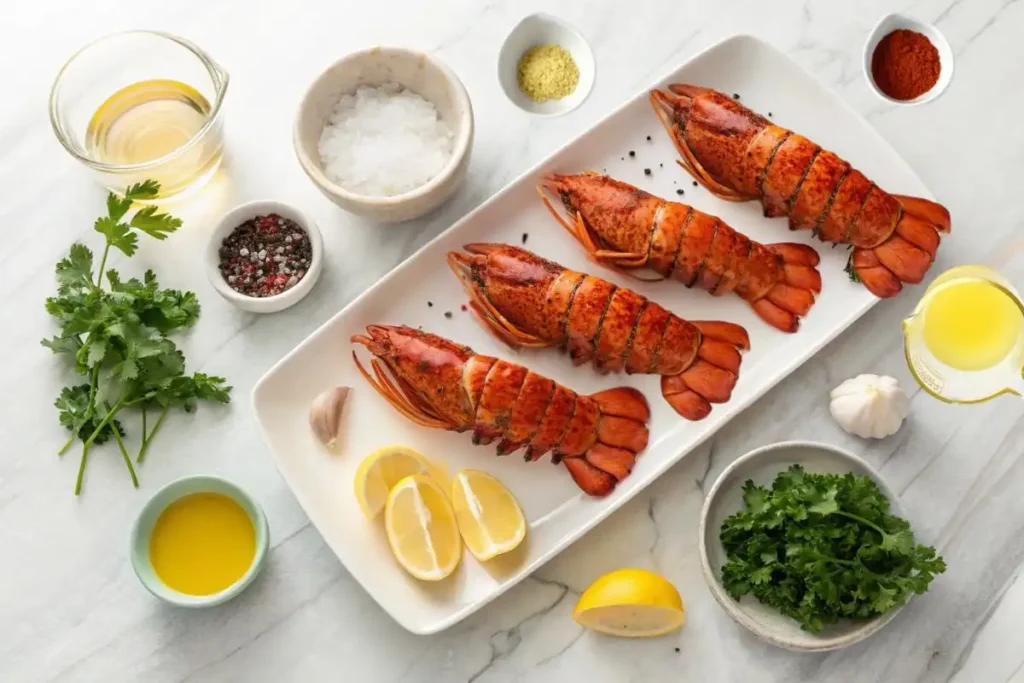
left=351, top=325, right=650, bottom=496
left=650, top=84, right=951, bottom=298
left=448, top=244, right=750, bottom=421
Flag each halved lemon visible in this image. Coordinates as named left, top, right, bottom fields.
left=450, top=469, right=527, bottom=561
left=354, top=446, right=445, bottom=519
left=573, top=568, right=685, bottom=637
left=384, top=474, right=462, bottom=581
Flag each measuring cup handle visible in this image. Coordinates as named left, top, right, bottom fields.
left=163, top=32, right=230, bottom=95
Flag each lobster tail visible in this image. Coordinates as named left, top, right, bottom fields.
left=448, top=244, right=751, bottom=420
left=538, top=173, right=821, bottom=332
left=352, top=325, right=652, bottom=497
left=652, top=84, right=950, bottom=297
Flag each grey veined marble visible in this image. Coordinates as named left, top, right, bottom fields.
left=3, top=0, right=1024, bottom=681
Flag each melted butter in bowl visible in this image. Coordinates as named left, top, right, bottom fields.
left=149, top=492, right=257, bottom=596
left=131, top=476, right=269, bottom=607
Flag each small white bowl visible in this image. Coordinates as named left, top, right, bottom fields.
left=206, top=200, right=323, bottom=313
left=130, top=475, right=270, bottom=608
left=294, top=47, right=474, bottom=223
left=863, top=14, right=954, bottom=106
left=699, top=441, right=907, bottom=652
left=498, top=13, right=596, bottom=116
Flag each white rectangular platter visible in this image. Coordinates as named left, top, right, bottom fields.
left=253, top=34, right=934, bottom=634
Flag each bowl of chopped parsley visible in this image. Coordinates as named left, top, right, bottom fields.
left=698, top=441, right=945, bottom=651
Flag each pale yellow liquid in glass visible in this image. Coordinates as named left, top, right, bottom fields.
left=85, top=79, right=221, bottom=196
left=87, top=79, right=210, bottom=164
left=921, top=279, right=1024, bottom=371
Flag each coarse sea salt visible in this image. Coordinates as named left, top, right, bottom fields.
left=318, top=83, right=455, bottom=197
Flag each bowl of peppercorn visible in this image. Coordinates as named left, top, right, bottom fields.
left=207, top=200, right=323, bottom=313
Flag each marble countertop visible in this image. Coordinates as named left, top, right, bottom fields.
left=4, top=0, right=1024, bottom=680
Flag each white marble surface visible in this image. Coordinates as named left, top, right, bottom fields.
left=3, top=0, right=1024, bottom=680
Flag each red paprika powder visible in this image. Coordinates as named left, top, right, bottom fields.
left=871, top=29, right=941, bottom=101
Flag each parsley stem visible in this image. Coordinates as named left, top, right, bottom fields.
left=95, top=242, right=111, bottom=289
left=810, top=551, right=855, bottom=566
left=141, top=406, right=147, bottom=444
left=81, top=398, right=124, bottom=449
left=831, top=510, right=887, bottom=537
left=87, top=365, right=100, bottom=413
left=137, top=404, right=169, bottom=463
left=60, top=366, right=101, bottom=456
left=105, top=402, right=138, bottom=488
left=58, top=434, right=77, bottom=456
left=75, top=444, right=89, bottom=495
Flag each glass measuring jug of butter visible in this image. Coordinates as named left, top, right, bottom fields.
left=49, top=31, right=229, bottom=201
left=903, top=265, right=1024, bottom=403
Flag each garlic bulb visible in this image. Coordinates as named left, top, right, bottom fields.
left=310, top=386, right=350, bottom=449
left=829, top=374, right=909, bottom=439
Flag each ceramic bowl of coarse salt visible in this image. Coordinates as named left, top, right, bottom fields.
left=294, top=47, right=474, bottom=223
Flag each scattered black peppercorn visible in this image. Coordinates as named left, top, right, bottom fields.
left=733, top=93, right=740, bottom=99
left=692, top=181, right=698, bottom=187
left=676, top=189, right=684, bottom=196
left=522, top=232, right=529, bottom=244
left=444, top=311, right=453, bottom=319
left=659, top=163, right=663, bottom=167
left=628, top=150, right=636, bottom=157
left=644, top=168, right=652, bottom=175
left=646, top=135, right=652, bottom=141
left=674, top=647, right=680, bottom=653
left=768, top=112, right=773, bottom=117
left=427, top=301, right=433, bottom=307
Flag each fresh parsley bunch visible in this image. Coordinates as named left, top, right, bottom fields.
left=719, top=465, right=945, bottom=632
left=43, top=181, right=231, bottom=495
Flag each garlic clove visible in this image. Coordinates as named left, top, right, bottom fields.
left=310, top=386, right=350, bottom=449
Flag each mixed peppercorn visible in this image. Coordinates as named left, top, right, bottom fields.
left=219, top=214, right=312, bottom=297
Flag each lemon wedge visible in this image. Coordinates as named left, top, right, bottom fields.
left=354, top=446, right=444, bottom=519
left=573, top=568, right=685, bottom=637
left=384, top=474, right=462, bottom=581
left=450, top=469, right=527, bottom=561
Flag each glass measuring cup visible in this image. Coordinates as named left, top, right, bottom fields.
left=49, top=31, right=229, bottom=201
left=903, top=265, right=1024, bottom=403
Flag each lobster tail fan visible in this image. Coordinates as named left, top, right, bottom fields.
left=560, top=387, right=651, bottom=496
left=893, top=195, right=951, bottom=233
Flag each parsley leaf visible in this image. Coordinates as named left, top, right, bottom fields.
left=43, top=181, right=231, bottom=495
left=55, top=243, right=95, bottom=295
left=124, top=179, right=161, bottom=201
left=107, top=269, right=199, bottom=333
left=94, top=216, right=138, bottom=257
left=129, top=205, right=182, bottom=240
left=720, top=465, right=946, bottom=632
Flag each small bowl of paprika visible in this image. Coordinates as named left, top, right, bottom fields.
left=864, top=14, right=953, bottom=106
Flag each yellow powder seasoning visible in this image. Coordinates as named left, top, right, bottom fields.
left=517, top=44, right=579, bottom=103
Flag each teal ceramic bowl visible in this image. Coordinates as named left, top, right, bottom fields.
left=130, top=475, right=270, bottom=607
